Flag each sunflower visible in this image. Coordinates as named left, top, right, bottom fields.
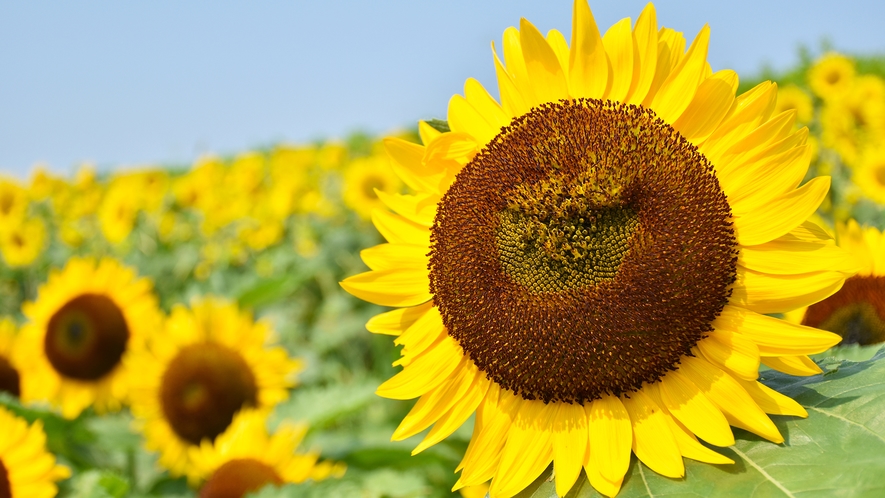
left=0, top=217, right=47, bottom=268
left=774, top=84, right=813, bottom=124
left=17, top=257, right=161, bottom=419
left=0, top=406, right=71, bottom=498
left=0, top=318, right=22, bottom=397
left=785, top=220, right=885, bottom=346
left=98, top=183, right=140, bottom=245
left=342, top=154, right=403, bottom=220
left=808, top=52, right=855, bottom=101
left=128, top=297, right=302, bottom=482
left=189, top=408, right=345, bottom=497
left=0, top=178, right=28, bottom=227
left=341, top=2, right=855, bottom=497
left=853, top=145, right=885, bottom=204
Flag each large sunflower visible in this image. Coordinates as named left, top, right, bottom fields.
left=189, top=408, right=345, bottom=497
left=128, top=297, right=302, bottom=481
left=17, top=257, right=161, bottom=418
left=0, top=406, right=71, bottom=498
left=786, top=220, right=885, bottom=345
left=341, top=2, right=856, bottom=497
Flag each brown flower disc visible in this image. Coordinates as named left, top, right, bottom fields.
left=802, top=275, right=885, bottom=345
left=0, top=459, right=9, bottom=498
left=0, top=357, right=20, bottom=397
left=199, top=458, right=283, bottom=498
left=430, top=99, right=738, bottom=404
left=45, top=294, right=129, bottom=381
left=160, top=343, right=258, bottom=445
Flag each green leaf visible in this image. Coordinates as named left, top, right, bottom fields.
left=424, top=119, right=451, bottom=133
left=523, top=350, right=885, bottom=497
left=268, top=380, right=380, bottom=430
left=65, top=470, right=129, bottom=498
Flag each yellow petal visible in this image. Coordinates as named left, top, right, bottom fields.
left=365, top=302, right=434, bottom=336
left=700, top=82, right=777, bottom=167
left=569, top=0, right=609, bottom=99
left=340, top=268, right=431, bottom=307
left=418, top=120, right=442, bottom=146
left=464, top=77, right=509, bottom=132
left=642, top=27, right=685, bottom=107
left=552, top=403, right=588, bottom=497
left=672, top=70, right=737, bottom=144
left=376, top=336, right=464, bottom=399
left=739, top=230, right=859, bottom=276
left=520, top=18, right=569, bottom=107
left=383, top=137, right=446, bottom=195
left=717, top=109, right=798, bottom=168
left=624, top=3, right=657, bottom=105
left=413, top=371, right=490, bottom=454
left=658, top=370, right=734, bottom=447
left=490, top=400, right=555, bottom=498
left=621, top=388, right=684, bottom=478
left=732, top=176, right=831, bottom=246
left=372, top=209, right=431, bottom=246
left=760, top=355, right=822, bottom=376
left=730, top=266, right=845, bottom=315
left=456, top=386, right=517, bottom=486
left=448, top=94, right=498, bottom=146
left=601, top=17, right=633, bottom=102
left=546, top=29, right=570, bottom=81
left=650, top=25, right=710, bottom=123
left=663, top=411, right=734, bottom=465
left=393, top=364, right=472, bottom=440
left=492, top=42, right=530, bottom=117
left=681, top=356, right=783, bottom=443
left=360, top=243, right=429, bottom=272
left=586, top=394, right=632, bottom=484
left=584, top=460, right=623, bottom=498
left=375, top=191, right=437, bottom=227
left=735, top=378, right=808, bottom=417
left=394, top=306, right=447, bottom=363
left=726, top=146, right=811, bottom=211
left=714, top=306, right=841, bottom=356
left=697, top=329, right=761, bottom=381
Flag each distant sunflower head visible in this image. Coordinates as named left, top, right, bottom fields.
left=0, top=406, right=70, bottom=497
left=0, top=318, right=21, bottom=397
left=342, top=155, right=403, bottom=220
left=853, top=145, right=885, bottom=204
left=128, top=297, right=302, bottom=482
left=190, top=409, right=345, bottom=497
left=788, top=221, right=885, bottom=346
left=18, top=257, right=161, bottom=418
left=775, top=84, right=814, bottom=124
left=809, top=52, right=856, bottom=100
left=0, top=217, right=46, bottom=268
left=0, top=179, right=28, bottom=225
left=342, top=2, right=853, bottom=497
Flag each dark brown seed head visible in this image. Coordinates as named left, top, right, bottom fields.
left=199, top=458, right=283, bottom=498
left=0, top=458, right=9, bottom=498
left=0, top=357, right=20, bottom=398
left=45, top=294, right=129, bottom=381
left=160, top=343, right=258, bottom=445
left=430, top=99, right=738, bottom=404
left=802, top=275, right=885, bottom=345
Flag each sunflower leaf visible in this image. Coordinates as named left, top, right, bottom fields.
left=528, top=350, right=885, bottom=497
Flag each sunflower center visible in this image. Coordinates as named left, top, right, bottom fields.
left=802, top=275, right=885, bottom=346
left=362, top=175, right=385, bottom=198
left=430, top=99, right=737, bottom=403
left=875, top=164, right=885, bottom=186
left=0, top=357, right=20, bottom=397
left=160, top=342, right=258, bottom=445
left=45, top=294, right=129, bottom=380
left=199, top=458, right=283, bottom=498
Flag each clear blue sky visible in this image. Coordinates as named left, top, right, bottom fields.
left=1, top=1, right=884, bottom=177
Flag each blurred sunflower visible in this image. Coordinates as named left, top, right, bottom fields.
left=808, top=52, right=855, bottom=100
left=853, top=145, right=885, bottom=204
left=190, top=409, right=345, bottom=497
left=0, top=406, right=70, bottom=498
left=774, top=84, right=813, bottom=124
left=342, top=2, right=854, bottom=496
left=0, top=217, right=47, bottom=268
left=0, top=318, right=22, bottom=397
left=0, top=178, right=28, bottom=226
left=17, top=257, right=162, bottom=418
left=786, top=221, right=884, bottom=346
left=128, top=297, right=301, bottom=481
left=98, top=183, right=140, bottom=245
left=342, top=154, right=403, bottom=220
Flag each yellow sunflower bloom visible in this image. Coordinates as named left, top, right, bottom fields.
left=0, top=217, right=47, bottom=268
left=128, top=297, right=302, bottom=482
left=785, top=220, right=885, bottom=345
left=808, top=52, right=855, bottom=100
left=853, top=144, right=885, bottom=204
left=341, top=2, right=855, bottom=497
left=0, top=178, right=28, bottom=227
left=17, top=257, right=162, bottom=418
left=342, top=154, right=403, bottom=220
left=0, top=318, right=22, bottom=397
left=189, top=408, right=345, bottom=497
left=0, top=406, right=70, bottom=498
left=775, top=84, right=813, bottom=124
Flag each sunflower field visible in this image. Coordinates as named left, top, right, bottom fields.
left=2, top=4, right=885, bottom=498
